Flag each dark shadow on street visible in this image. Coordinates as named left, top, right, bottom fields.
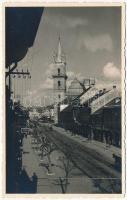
left=18, top=168, right=38, bottom=193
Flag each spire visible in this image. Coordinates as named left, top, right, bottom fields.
left=56, top=36, right=62, bottom=63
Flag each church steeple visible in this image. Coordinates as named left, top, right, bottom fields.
left=57, top=36, right=62, bottom=62
left=52, top=36, right=68, bottom=123
left=52, top=36, right=67, bottom=104
left=55, top=36, right=65, bottom=63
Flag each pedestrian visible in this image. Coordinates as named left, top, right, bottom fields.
left=109, top=130, right=113, bottom=145
left=107, top=131, right=111, bottom=147
left=115, top=130, right=120, bottom=147
left=104, top=130, right=110, bottom=148
left=25, top=133, right=27, bottom=138
left=88, top=124, right=92, bottom=141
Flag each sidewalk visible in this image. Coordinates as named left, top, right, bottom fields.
left=22, top=135, right=62, bottom=193
left=22, top=134, right=97, bottom=193
left=52, top=126, right=121, bottom=164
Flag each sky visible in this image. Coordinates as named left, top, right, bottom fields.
left=14, top=6, right=121, bottom=106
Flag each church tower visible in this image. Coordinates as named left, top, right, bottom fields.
left=52, top=37, right=67, bottom=103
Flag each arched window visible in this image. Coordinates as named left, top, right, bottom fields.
left=58, top=80, right=61, bottom=87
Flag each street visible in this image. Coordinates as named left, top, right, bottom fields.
left=22, top=123, right=121, bottom=193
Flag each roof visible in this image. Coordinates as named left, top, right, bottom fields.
left=68, top=78, right=83, bottom=90
left=60, top=87, right=91, bottom=113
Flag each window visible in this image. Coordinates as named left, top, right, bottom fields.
left=58, top=68, right=60, bottom=75
left=58, top=80, right=61, bottom=87
left=58, top=94, right=61, bottom=99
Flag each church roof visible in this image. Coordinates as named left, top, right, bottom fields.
left=68, top=78, right=83, bottom=90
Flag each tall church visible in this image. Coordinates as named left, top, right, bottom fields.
left=52, top=37, right=67, bottom=104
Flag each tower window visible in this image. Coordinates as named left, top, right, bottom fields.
left=58, top=94, right=61, bottom=99
left=58, top=80, right=61, bottom=87
left=58, top=68, right=60, bottom=75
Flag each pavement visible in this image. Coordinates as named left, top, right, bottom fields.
left=22, top=135, right=62, bottom=193
left=37, top=123, right=121, bottom=179
left=52, top=125, right=121, bottom=164
left=21, top=123, right=121, bottom=193
left=22, top=134, right=98, bottom=193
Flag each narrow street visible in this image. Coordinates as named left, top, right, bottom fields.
left=22, top=123, right=121, bottom=193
